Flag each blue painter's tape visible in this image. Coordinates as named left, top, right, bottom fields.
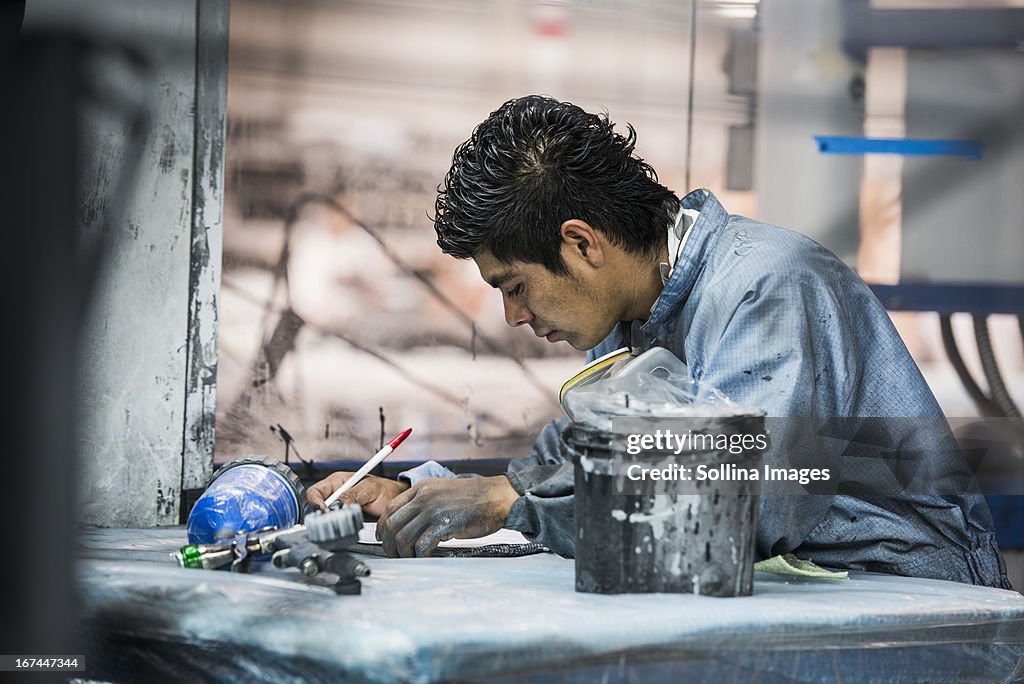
left=814, top=135, right=983, bottom=159
left=868, top=283, right=1024, bottom=316
left=986, top=495, right=1024, bottom=550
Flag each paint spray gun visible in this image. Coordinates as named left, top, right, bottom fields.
left=174, top=503, right=370, bottom=594
left=176, top=456, right=370, bottom=593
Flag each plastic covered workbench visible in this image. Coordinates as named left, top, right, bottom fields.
left=77, top=527, right=1024, bottom=683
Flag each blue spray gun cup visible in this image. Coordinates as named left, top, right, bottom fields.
left=186, top=457, right=306, bottom=545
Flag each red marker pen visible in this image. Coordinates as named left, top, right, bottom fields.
left=322, top=428, right=412, bottom=509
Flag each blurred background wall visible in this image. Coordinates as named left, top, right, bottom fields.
left=217, top=0, right=1023, bottom=474
left=217, top=0, right=761, bottom=466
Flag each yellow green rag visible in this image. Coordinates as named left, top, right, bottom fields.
left=754, top=553, right=849, bottom=580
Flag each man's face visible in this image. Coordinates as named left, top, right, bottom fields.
left=473, top=250, right=618, bottom=351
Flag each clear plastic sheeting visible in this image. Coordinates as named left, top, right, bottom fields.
left=563, top=347, right=760, bottom=431
left=77, top=527, right=1024, bottom=683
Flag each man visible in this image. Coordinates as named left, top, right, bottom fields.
left=308, top=95, right=1009, bottom=588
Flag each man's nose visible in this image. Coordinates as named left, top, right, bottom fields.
left=503, top=297, right=532, bottom=327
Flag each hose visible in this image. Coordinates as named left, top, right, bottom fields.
left=939, top=315, right=1000, bottom=417
left=973, top=315, right=1022, bottom=419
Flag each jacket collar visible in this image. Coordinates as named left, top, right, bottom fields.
left=640, top=188, right=728, bottom=335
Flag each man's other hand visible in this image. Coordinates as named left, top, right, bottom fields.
left=306, top=472, right=409, bottom=517
left=377, top=476, right=519, bottom=558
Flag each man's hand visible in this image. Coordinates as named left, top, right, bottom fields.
left=306, top=472, right=409, bottom=518
left=377, top=476, right=520, bottom=558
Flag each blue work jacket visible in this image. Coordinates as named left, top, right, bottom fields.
left=404, top=189, right=1010, bottom=589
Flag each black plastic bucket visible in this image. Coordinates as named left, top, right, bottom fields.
left=567, top=415, right=764, bottom=596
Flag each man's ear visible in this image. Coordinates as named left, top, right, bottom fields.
left=560, top=219, right=606, bottom=268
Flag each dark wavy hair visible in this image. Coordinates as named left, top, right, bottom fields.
left=433, top=95, right=679, bottom=275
